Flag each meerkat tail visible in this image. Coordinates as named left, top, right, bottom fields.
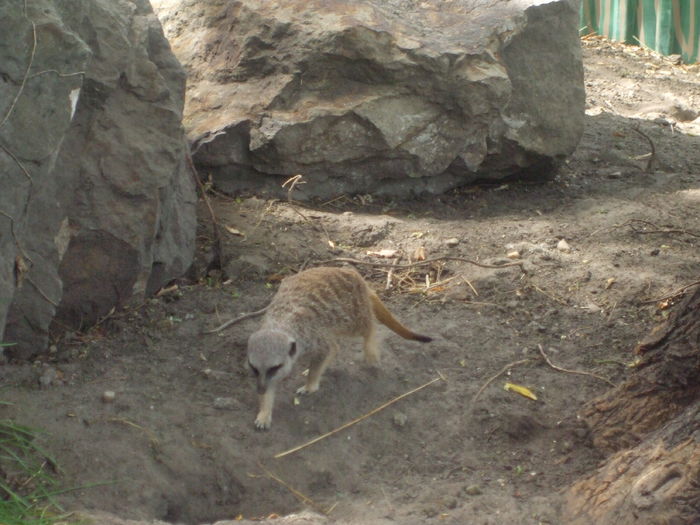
left=369, top=292, right=432, bottom=342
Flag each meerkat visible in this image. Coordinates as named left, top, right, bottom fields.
left=246, top=266, right=432, bottom=430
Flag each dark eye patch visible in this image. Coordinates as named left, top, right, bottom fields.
left=248, top=361, right=259, bottom=376
left=266, top=364, right=282, bottom=378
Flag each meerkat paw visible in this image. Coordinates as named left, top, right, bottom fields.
left=296, top=383, right=319, bottom=395
left=364, top=353, right=380, bottom=366
left=254, top=412, right=271, bottom=430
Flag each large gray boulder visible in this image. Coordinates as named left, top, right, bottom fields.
left=0, top=0, right=196, bottom=359
left=153, top=0, right=585, bottom=200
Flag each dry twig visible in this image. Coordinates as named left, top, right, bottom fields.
left=316, top=256, right=525, bottom=272
left=589, top=218, right=700, bottom=238
left=385, top=256, right=400, bottom=290
left=274, top=376, right=442, bottom=459
left=282, top=174, right=332, bottom=245
left=186, top=152, right=224, bottom=273
left=642, top=280, right=700, bottom=305
left=257, top=462, right=331, bottom=515
left=26, top=277, right=58, bottom=307
left=537, top=344, right=615, bottom=387
left=107, top=417, right=160, bottom=446
left=625, top=218, right=700, bottom=238
left=462, top=276, right=479, bottom=297
left=631, top=127, right=656, bottom=172
left=204, top=307, right=268, bottom=334
left=532, top=284, right=568, bottom=305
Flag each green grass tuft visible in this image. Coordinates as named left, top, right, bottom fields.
left=0, top=419, right=70, bottom=524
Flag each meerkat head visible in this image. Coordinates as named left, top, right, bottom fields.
left=246, top=329, right=297, bottom=394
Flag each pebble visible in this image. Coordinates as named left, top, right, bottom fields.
left=445, top=237, right=460, bottom=247
left=585, top=302, right=602, bottom=313
left=392, top=412, right=408, bottom=427
left=557, top=239, right=571, bottom=252
left=213, top=397, right=236, bottom=409
left=102, top=390, right=116, bottom=403
left=422, top=506, right=439, bottom=518
left=202, top=368, right=231, bottom=380
left=464, top=484, right=482, bottom=496
left=38, top=366, right=58, bottom=389
left=506, top=250, right=520, bottom=259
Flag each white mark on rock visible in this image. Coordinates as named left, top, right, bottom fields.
left=69, top=88, right=81, bottom=120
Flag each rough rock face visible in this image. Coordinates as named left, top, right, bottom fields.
left=153, top=0, right=584, bottom=200
left=0, top=0, right=196, bottom=359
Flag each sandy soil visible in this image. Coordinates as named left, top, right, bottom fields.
left=2, top=37, right=699, bottom=525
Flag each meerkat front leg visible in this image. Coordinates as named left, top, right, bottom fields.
left=296, top=341, right=338, bottom=395
left=255, top=387, right=276, bottom=430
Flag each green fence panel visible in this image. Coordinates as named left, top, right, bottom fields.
left=580, top=0, right=699, bottom=63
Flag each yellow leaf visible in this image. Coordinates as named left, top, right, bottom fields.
left=224, top=225, right=244, bottom=236
left=504, top=382, right=538, bottom=401
left=628, top=357, right=643, bottom=368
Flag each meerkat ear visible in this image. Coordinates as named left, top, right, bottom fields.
left=288, top=341, right=297, bottom=358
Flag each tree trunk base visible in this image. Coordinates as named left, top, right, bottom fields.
left=563, top=286, right=700, bottom=524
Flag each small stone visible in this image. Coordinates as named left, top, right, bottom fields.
left=213, top=397, right=236, bottom=409
left=650, top=248, right=660, bottom=256
left=584, top=302, right=602, bottom=313
left=445, top=237, right=460, bottom=247
left=48, top=345, right=58, bottom=354
left=506, top=250, right=520, bottom=259
left=422, top=506, right=439, bottom=518
left=202, top=368, right=230, bottom=380
left=464, top=484, right=482, bottom=496
left=38, top=367, right=58, bottom=389
left=392, top=412, right=408, bottom=427
left=556, top=239, right=571, bottom=253
left=102, top=391, right=116, bottom=403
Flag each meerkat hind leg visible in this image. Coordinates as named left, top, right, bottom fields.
left=362, top=323, right=381, bottom=365
left=297, top=342, right=338, bottom=395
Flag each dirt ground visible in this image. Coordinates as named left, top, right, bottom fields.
left=2, top=37, right=699, bottom=525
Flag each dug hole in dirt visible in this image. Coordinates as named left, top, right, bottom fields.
left=1, top=37, right=699, bottom=525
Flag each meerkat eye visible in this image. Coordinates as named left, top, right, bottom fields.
left=267, top=364, right=282, bottom=378
left=289, top=342, right=297, bottom=358
left=248, top=361, right=259, bottom=376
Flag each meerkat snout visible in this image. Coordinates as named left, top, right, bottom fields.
left=247, top=330, right=297, bottom=394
